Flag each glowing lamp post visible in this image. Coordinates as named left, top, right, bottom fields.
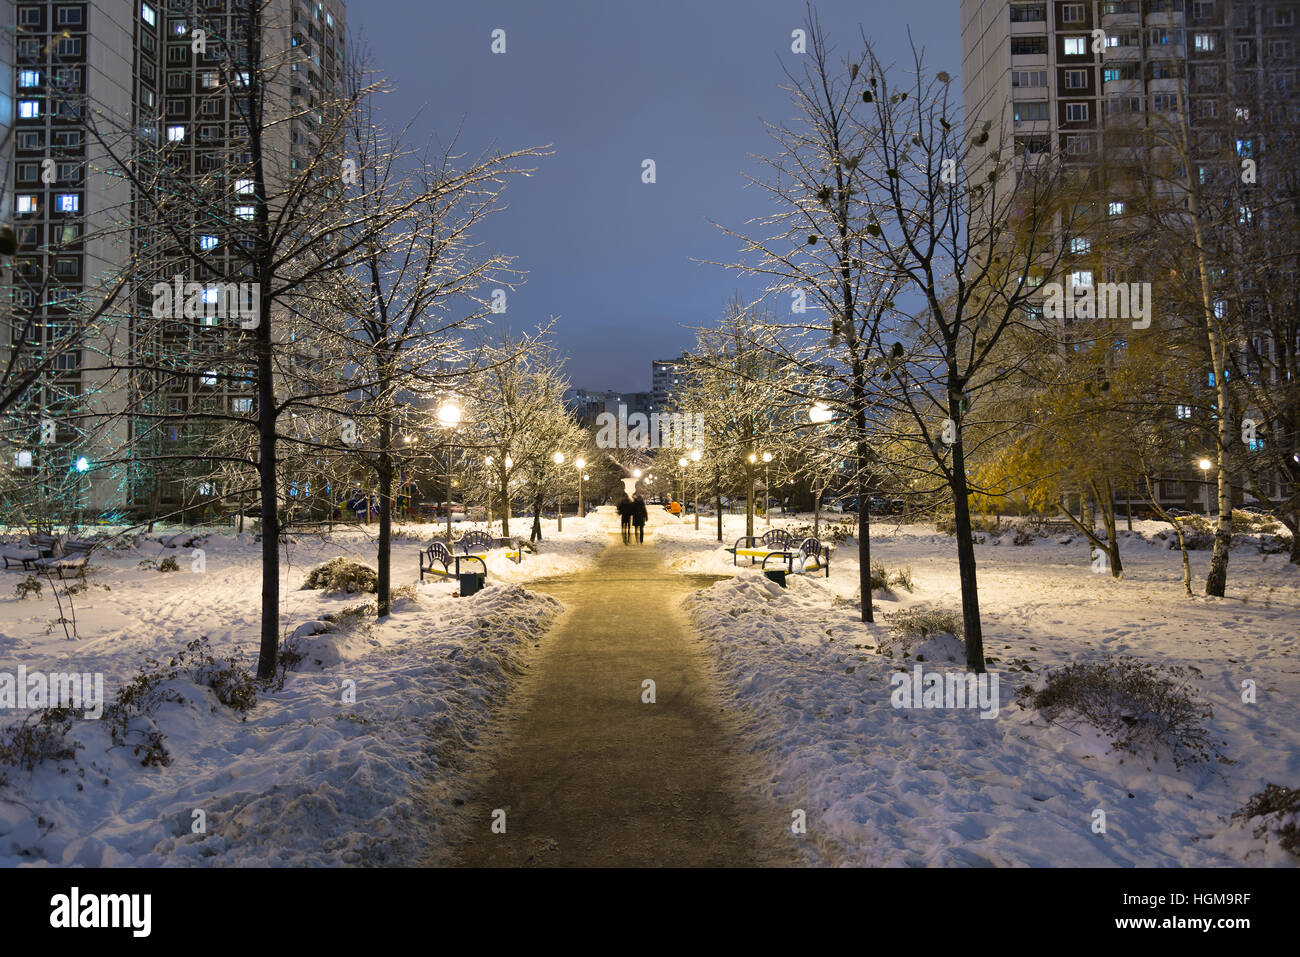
left=438, top=400, right=461, bottom=541
left=575, top=457, right=586, bottom=520
left=690, top=449, right=702, bottom=529
left=553, top=451, right=565, bottom=531
left=1198, top=458, right=1213, bottom=519
left=762, top=451, right=773, bottom=526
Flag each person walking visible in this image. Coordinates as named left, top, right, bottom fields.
left=631, top=492, right=648, bottom=544
left=617, top=493, right=633, bottom=545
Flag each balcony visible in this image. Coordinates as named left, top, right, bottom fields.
left=1103, top=44, right=1142, bottom=62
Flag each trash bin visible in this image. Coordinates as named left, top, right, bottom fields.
left=459, top=571, right=485, bottom=597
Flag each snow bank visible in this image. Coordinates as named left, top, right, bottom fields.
left=673, top=516, right=1300, bottom=866
left=0, top=525, right=587, bottom=866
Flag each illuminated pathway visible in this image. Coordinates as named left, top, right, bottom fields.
left=448, top=526, right=801, bottom=866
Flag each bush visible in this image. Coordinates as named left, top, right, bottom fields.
left=157, top=556, right=180, bottom=573
left=1233, top=784, right=1300, bottom=858
left=321, top=601, right=376, bottom=634
left=106, top=637, right=258, bottom=767
left=302, top=557, right=378, bottom=594
left=885, top=607, right=964, bottom=640
left=13, top=575, right=41, bottom=600
left=1016, top=657, right=1219, bottom=769
left=0, top=708, right=79, bottom=770
left=870, top=561, right=914, bottom=593
left=936, top=514, right=1004, bottom=537
left=1012, top=528, right=1036, bottom=546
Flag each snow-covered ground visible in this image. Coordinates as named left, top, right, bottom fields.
left=661, top=513, right=1300, bottom=866
left=0, top=518, right=605, bottom=866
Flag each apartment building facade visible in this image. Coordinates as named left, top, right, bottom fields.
left=4, top=0, right=345, bottom=516
left=960, top=0, right=1299, bottom=514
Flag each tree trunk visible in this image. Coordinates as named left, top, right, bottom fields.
left=715, top=469, right=723, bottom=543
left=746, top=466, right=755, bottom=539
left=255, top=296, right=279, bottom=681
left=949, top=427, right=986, bottom=674
left=376, top=456, right=392, bottom=618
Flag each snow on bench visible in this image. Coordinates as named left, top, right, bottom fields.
left=2, top=533, right=59, bottom=570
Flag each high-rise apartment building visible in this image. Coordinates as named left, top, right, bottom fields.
left=960, top=0, right=1299, bottom=513
left=962, top=1, right=1298, bottom=181
left=4, top=0, right=346, bottom=514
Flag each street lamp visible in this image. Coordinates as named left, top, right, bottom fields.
left=574, top=457, right=586, bottom=520
left=678, top=457, right=687, bottom=516
left=553, top=451, right=565, bottom=531
left=1197, top=458, right=1213, bottom=519
left=690, top=449, right=702, bottom=529
left=809, top=402, right=833, bottom=424
left=762, top=451, right=773, bottom=526
left=438, top=400, right=462, bottom=541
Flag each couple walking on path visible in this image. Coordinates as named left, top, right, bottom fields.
left=617, top=492, right=648, bottom=545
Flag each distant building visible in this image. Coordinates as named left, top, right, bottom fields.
left=651, top=355, right=693, bottom=413
left=564, top=388, right=652, bottom=429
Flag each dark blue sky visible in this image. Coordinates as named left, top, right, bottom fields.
left=358, top=0, right=960, bottom=392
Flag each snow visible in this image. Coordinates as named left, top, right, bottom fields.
left=668, top=514, right=1300, bottom=866
left=0, top=519, right=604, bottom=866
left=2, top=509, right=1296, bottom=867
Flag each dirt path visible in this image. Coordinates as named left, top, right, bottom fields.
left=447, top=527, right=799, bottom=867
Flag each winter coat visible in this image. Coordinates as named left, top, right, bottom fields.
left=617, top=498, right=633, bottom=522
left=631, top=497, right=648, bottom=526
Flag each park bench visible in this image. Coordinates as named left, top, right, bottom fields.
left=456, top=530, right=522, bottom=564
left=419, top=541, right=487, bottom=582
left=2, top=533, right=61, bottom=570
left=758, top=537, right=832, bottom=578
left=729, top=528, right=797, bottom=567
left=33, top=539, right=95, bottom=579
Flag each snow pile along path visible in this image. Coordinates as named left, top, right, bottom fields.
left=674, top=516, right=1300, bottom=867
left=0, top=525, right=585, bottom=866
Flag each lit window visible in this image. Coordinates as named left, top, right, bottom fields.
left=234, top=179, right=254, bottom=195
left=141, top=3, right=156, bottom=26
left=1194, top=33, right=1216, bottom=52
left=14, top=451, right=34, bottom=469
left=55, top=194, right=79, bottom=213
left=199, top=235, right=219, bottom=251
left=1070, top=270, right=1094, bottom=291
left=235, top=206, right=255, bottom=220
left=1108, top=201, right=1126, bottom=216
left=1064, top=37, right=1087, bottom=56
left=19, top=70, right=40, bottom=87
left=167, top=125, right=186, bottom=142
left=16, top=195, right=38, bottom=215
left=1070, top=237, right=1091, bottom=254
left=1175, top=405, right=1192, bottom=420
left=201, top=370, right=218, bottom=386
left=18, top=100, right=40, bottom=119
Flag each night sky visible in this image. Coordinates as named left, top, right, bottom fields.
left=358, top=0, right=961, bottom=392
